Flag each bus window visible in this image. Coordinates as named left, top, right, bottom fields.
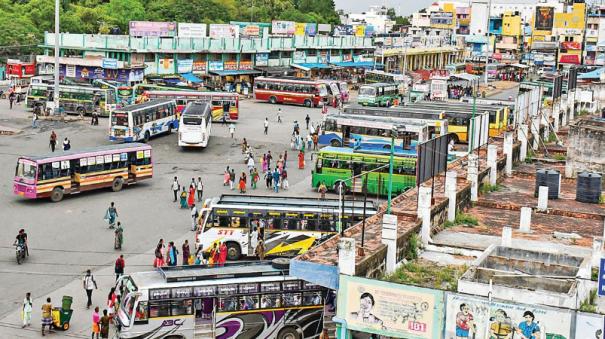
left=287, top=219, right=299, bottom=230
left=149, top=302, right=171, bottom=318
left=283, top=293, right=301, bottom=307
left=231, top=217, right=248, bottom=228
left=270, top=218, right=283, bottom=229
left=303, top=292, right=323, bottom=306
left=135, top=301, right=148, bottom=323
left=239, top=296, right=259, bottom=310
left=260, top=294, right=281, bottom=308
left=219, top=297, right=238, bottom=312
left=223, top=101, right=230, bottom=113
left=171, top=300, right=193, bottom=316
left=320, top=218, right=335, bottom=232
left=218, top=216, right=231, bottom=227
left=307, top=219, right=317, bottom=231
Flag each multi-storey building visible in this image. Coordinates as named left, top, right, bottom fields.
left=554, top=2, right=586, bottom=66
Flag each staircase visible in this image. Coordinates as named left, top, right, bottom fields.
left=194, top=321, right=214, bottom=338
left=322, top=309, right=337, bottom=339
left=351, top=178, right=363, bottom=194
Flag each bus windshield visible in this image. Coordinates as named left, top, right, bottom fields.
left=318, top=84, right=328, bottom=97
left=183, top=116, right=203, bottom=125
left=359, top=87, right=376, bottom=96
left=119, top=293, right=137, bottom=326
left=111, top=113, right=129, bottom=127
left=16, top=159, right=37, bottom=180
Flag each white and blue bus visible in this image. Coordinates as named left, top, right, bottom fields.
left=109, top=99, right=178, bottom=142
left=178, top=101, right=212, bottom=148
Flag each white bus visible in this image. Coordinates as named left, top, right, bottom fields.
left=195, top=195, right=377, bottom=261
left=109, top=99, right=178, bottom=142
left=115, top=261, right=328, bottom=339
left=178, top=101, right=212, bottom=148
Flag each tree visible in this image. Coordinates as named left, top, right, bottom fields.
left=0, top=12, right=40, bottom=56
left=103, top=0, right=145, bottom=33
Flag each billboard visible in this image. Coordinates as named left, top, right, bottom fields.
left=208, top=24, right=239, bottom=39
left=129, top=21, right=177, bottom=37
left=230, top=22, right=271, bottom=37
left=535, top=7, right=554, bottom=31
left=178, top=23, right=207, bottom=38
left=318, top=23, right=331, bottom=33
left=208, top=61, right=224, bottom=72
left=355, top=25, right=366, bottom=37
left=416, top=134, right=449, bottom=184
left=305, top=23, right=317, bottom=36
left=272, top=20, right=295, bottom=35
left=444, top=293, right=573, bottom=339
left=575, top=312, right=605, bottom=339
left=177, top=59, right=193, bottom=73
left=295, top=22, right=306, bottom=36
left=255, top=53, right=269, bottom=66
left=364, top=25, right=375, bottom=37
left=334, top=25, right=354, bottom=36
left=337, top=275, right=444, bottom=339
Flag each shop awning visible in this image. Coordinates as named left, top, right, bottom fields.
left=180, top=73, right=203, bottom=83
left=254, top=66, right=291, bottom=75
left=450, top=72, right=479, bottom=82
left=291, top=63, right=332, bottom=72
left=329, top=61, right=382, bottom=69
left=509, top=63, right=529, bottom=69
left=208, top=70, right=262, bottom=76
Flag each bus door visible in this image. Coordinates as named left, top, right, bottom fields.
left=247, top=219, right=261, bottom=256
left=194, top=297, right=215, bottom=324
left=342, top=126, right=351, bottom=145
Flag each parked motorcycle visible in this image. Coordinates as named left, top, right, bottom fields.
left=15, top=243, right=26, bottom=264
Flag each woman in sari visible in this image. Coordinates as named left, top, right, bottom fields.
left=298, top=151, right=305, bottom=169
left=261, top=154, right=268, bottom=173
left=187, top=185, right=195, bottom=207
left=179, top=187, right=188, bottom=209
left=239, top=174, right=246, bottom=193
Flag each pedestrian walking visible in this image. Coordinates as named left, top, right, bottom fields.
left=266, top=151, right=273, bottom=169
left=277, top=108, right=282, bottom=123
left=104, top=202, right=118, bottom=229
left=179, top=187, right=188, bottom=208
left=99, top=310, right=110, bottom=339
left=190, top=204, right=198, bottom=231
left=307, top=134, right=312, bottom=150
left=261, top=154, right=268, bottom=173
left=41, top=297, right=52, bottom=336
left=196, top=177, right=203, bottom=201
left=272, top=168, right=280, bottom=193
left=187, top=185, right=195, bottom=208
left=92, top=307, right=100, bottom=339
left=62, top=137, right=71, bottom=151
left=171, top=176, right=180, bottom=202
left=210, top=243, right=220, bottom=266
left=223, top=169, right=230, bottom=186
left=281, top=169, right=289, bottom=190
left=318, top=182, right=327, bottom=200
left=167, top=241, right=178, bottom=266
left=247, top=154, right=255, bottom=173
left=219, top=241, right=228, bottom=266
left=313, top=134, right=319, bottom=150
left=22, top=292, right=32, bottom=328
left=154, top=243, right=164, bottom=267
left=251, top=168, right=259, bottom=189
left=283, top=150, right=288, bottom=169
left=265, top=170, right=272, bottom=189
left=182, top=240, right=191, bottom=265
left=31, top=112, right=38, bottom=128
left=239, top=173, right=246, bottom=193
left=195, top=246, right=207, bottom=265
left=229, top=169, right=236, bottom=190
left=255, top=239, right=265, bottom=260
left=49, top=131, right=57, bottom=152
left=298, top=150, right=305, bottom=169
left=83, top=269, right=97, bottom=309
left=305, top=114, right=310, bottom=130
left=229, top=123, right=235, bottom=138
left=114, top=254, right=125, bottom=281
left=263, top=117, right=269, bottom=135
left=106, top=288, right=117, bottom=321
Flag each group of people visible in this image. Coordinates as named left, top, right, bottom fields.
left=48, top=131, right=71, bottom=152
left=171, top=176, right=204, bottom=210
left=154, top=238, right=197, bottom=267
left=447, top=84, right=473, bottom=99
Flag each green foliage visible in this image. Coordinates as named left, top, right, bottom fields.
left=599, top=195, right=605, bottom=204
left=383, top=260, right=467, bottom=291
left=578, top=109, right=589, bottom=116
left=454, top=213, right=478, bottom=226
left=592, top=267, right=599, bottom=281
left=405, top=233, right=419, bottom=260
left=547, top=132, right=558, bottom=143
left=525, top=148, right=535, bottom=163
left=553, top=154, right=566, bottom=161
left=579, top=289, right=598, bottom=313
left=479, top=184, right=502, bottom=195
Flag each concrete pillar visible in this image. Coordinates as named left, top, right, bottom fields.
left=501, top=226, right=512, bottom=247
left=531, top=116, right=541, bottom=150
left=417, top=186, right=433, bottom=246
left=487, top=144, right=498, bottom=186
left=553, top=101, right=560, bottom=133
left=467, top=154, right=479, bottom=202
left=381, top=214, right=398, bottom=274
left=338, top=238, right=356, bottom=276
left=569, top=90, right=576, bottom=121
left=537, top=186, right=548, bottom=211
left=591, top=237, right=604, bottom=268
left=518, top=123, right=528, bottom=162
left=519, top=207, right=532, bottom=233
left=445, top=171, right=458, bottom=222
left=503, top=132, right=513, bottom=176
left=543, top=112, right=550, bottom=141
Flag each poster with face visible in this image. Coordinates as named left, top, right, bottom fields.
left=535, top=7, right=554, bottom=31
left=575, top=312, right=604, bottom=339
left=444, top=293, right=573, bottom=339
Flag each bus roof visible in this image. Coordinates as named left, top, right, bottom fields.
left=254, top=76, right=322, bottom=85
left=360, top=82, right=397, bottom=88
left=319, top=146, right=418, bottom=159
left=146, top=90, right=238, bottom=98
left=22, top=143, right=151, bottom=163
left=213, top=194, right=377, bottom=212
left=114, top=99, right=174, bottom=113
left=326, top=112, right=430, bottom=127
left=345, top=105, right=489, bottom=118
left=182, top=101, right=211, bottom=117
left=407, top=102, right=505, bottom=113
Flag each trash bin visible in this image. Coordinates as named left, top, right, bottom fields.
left=62, top=296, right=73, bottom=310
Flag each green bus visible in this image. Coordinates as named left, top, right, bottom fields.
left=311, top=146, right=417, bottom=196
left=25, top=83, right=117, bottom=117
left=357, top=82, right=402, bottom=107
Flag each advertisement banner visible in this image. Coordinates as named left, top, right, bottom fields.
left=535, top=7, right=554, bottom=31
left=559, top=54, right=580, bottom=64
left=305, top=23, right=317, bottom=36
left=295, top=23, right=306, bottom=36
left=318, top=23, right=331, bottom=33
left=255, top=53, right=269, bottom=66
left=293, top=51, right=306, bottom=64
left=239, top=61, right=253, bottom=70
left=209, top=24, right=239, bottom=39
left=178, top=23, right=207, bottom=38
left=272, top=20, right=295, bottom=35
left=230, top=22, right=271, bottom=37
left=242, top=24, right=260, bottom=37
left=334, top=25, right=354, bottom=36
left=575, top=312, right=605, bottom=338
left=319, top=51, right=328, bottom=64
left=177, top=59, right=193, bottom=73
left=129, top=21, right=177, bottom=37
left=192, top=61, right=207, bottom=74
left=102, top=58, right=118, bottom=70
left=223, top=61, right=238, bottom=70
left=65, top=65, right=76, bottom=78
left=342, top=54, right=352, bottom=62
left=561, top=41, right=581, bottom=50
left=337, top=276, right=444, bottom=339
left=444, top=293, right=573, bottom=339
left=59, top=65, right=140, bottom=82
left=364, top=25, right=375, bottom=37
left=355, top=25, right=366, bottom=37
left=158, top=58, right=174, bottom=74
left=208, top=61, right=224, bottom=72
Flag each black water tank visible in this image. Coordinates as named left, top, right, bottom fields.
left=535, top=169, right=560, bottom=199
left=576, top=172, right=602, bottom=204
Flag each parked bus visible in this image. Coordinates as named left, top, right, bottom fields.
left=195, top=195, right=377, bottom=260
left=115, top=262, right=328, bottom=339
left=319, top=113, right=433, bottom=151
left=14, top=143, right=152, bottom=202
left=312, top=146, right=418, bottom=196
left=132, top=83, right=197, bottom=103
left=357, top=83, right=402, bottom=107
left=337, top=81, right=350, bottom=103
left=253, top=76, right=329, bottom=107
left=364, top=70, right=407, bottom=84
left=25, top=83, right=118, bottom=117
left=178, top=101, right=212, bottom=148
left=144, top=90, right=239, bottom=122
left=109, top=99, right=178, bottom=142
left=319, top=80, right=342, bottom=106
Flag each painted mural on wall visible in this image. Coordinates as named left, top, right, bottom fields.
left=574, top=312, right=604, bottom=339
left=444, top=294, right=573, bottom=339
left=337, top=275, right=444, bottom=339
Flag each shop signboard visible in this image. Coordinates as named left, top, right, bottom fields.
left=318, top=23, right=331, bottom=33
left=208, top=61, right=224, bottom=72
left=295, top=23, right=306, bottom=36
left=342, top=54, right=352, bottom=62
left=334, top=25, right=354, bottom=36
left=337, top=275, right=444, bottom=339
left=192, top=61, right=207, bottom=74
left=230, top=22, right=271, bottom=37
left=535, top=7, right=554, bottom=31
left=355, top=25, right=366, bottom=37
left=255, top=53, right=269, bottom=66
left=318, top=51, right=328, bottom=64
left=239, top=61, right=253, bottom=70
left=364, top=25, right=375, bottom=37
left=102, top=58, right=118, bottom=70
left=293, top=51, right=306, bottom=64
left=330, top=55, right=342, bottom=63
left=129, top=21, right=177, bottom=37
left=272, top=21, right=295, bottom=35
left=177, top=59, right=193, bottom=73
left=178, top=23, right=207, bottom=38
left=223, top=61, right=238, bottom=71
left=59, top=65, right=140, bottom=82
left=559, top=54, right=580, bottom=64
left=65, top=65, right=76, bottom=78
left=209, top=24, right=239, bottom=39
left=444, top=293, right=573, bottom=339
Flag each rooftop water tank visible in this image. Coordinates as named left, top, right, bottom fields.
left=576, top=172, right=602, bottom=204
left=535, top=169, right=560, bottom=199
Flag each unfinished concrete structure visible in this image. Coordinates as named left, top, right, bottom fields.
left=565, top=117, right=605, bottom=178
left=458, top=245, right=592, bottom=309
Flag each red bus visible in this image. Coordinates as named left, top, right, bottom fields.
left=143, top=90, right=239, bottom=122
left=253, top=76, right=329, bottom=108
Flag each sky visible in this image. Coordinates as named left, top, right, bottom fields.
left=334, top=0, right=438, bottom=16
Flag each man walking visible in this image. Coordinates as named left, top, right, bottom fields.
left=22, top=292, right=32, bottom=328
left=277, top=108, right=282, bottom=123
left=83, top=269, right=97, bottom=309
left=266, top=151, right=273, bottom=169
left=114, top=255, right=125, bottom=281
left=196, top=177, right=203, bottom=201
left=264, top=117, right=269, bottom=135
left=272, top=168, right=280, bottom=193
left=190, top=204, right=198, bottom=231
left=49, top=131, right=57, bottom=152
left=229, top=123, right=235, bottom=138
left=171, top=176, right=180, bottom=202
left=31, top=112, right=38, bottom=129
left=9, top=91, right=15, bottom=109
left=41, top=297, right=52, bottom=336
left=305, top=114, right=310, bottom=130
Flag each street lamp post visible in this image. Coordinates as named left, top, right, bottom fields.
left=387, top=126, right=398, bottom=213
left=53, top=0, right=60, bottom=115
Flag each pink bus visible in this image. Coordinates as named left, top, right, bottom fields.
left=14, top=143, right=153, bottom=202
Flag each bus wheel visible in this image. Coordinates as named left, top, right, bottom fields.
left=330, top=140, right=342, bottom=147
left=50, top=187, right=64, bottom=202
left=143, top=131, right=150, bottom=143
left=77, top=107, right=85, bottom=116
left=334, top=181, right=347, bottom=194
left=277, top=327, right=300, bottom=339
left=304, top=99, right=312, bottom=108
left=62, top=322, right=69, bottom=331
left=269, top=96, right=277, bottom=104
left=112, top=177, right=124, bottom=192
left=226, top=242, right=241, bottom=261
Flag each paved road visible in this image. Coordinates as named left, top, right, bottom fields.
left=0, top=96, right=340, bottom=337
